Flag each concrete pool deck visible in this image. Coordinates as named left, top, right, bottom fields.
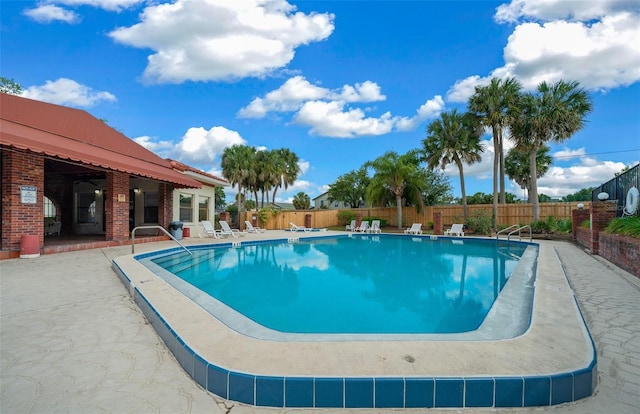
left=1, top=232, right=639, bottom=413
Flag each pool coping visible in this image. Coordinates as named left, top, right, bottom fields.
left=111, top=234, right=597, bottom=408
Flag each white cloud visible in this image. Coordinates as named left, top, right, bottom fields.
left=298, top=159, right=310, bottom=175
left=553, top=147, right=587, bottom=161
left=23, top=5, right=79, bottom=23
left=294, top=100, right=395, bottom=138
left=21, top=78, right=116, bottom=107
left=174, top=126, right=247, bottom=164
left=395, top=96, right=445, bottom=131
left=133, top=135, right=174, bottom=157
left=446, top=1, right=640, bottom=103
left=494, top=0, right=638, bottom=23
left=536, top=158, right=628, bottom=197
left=240, top=76, right=440, bottom=137
left=108, top=0, right=334, bottom=83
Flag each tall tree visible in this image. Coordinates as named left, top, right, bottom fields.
left=423, top=109, right=483, bottom=222
left=221, top=145, right=256, bottom=212
left=510, top=80, right=593, bottom=219
left=468, top=77, right=522, bottom=227
left=365, top=151, right=425, bottom=229
left=327, top=167, right=370, bottom=208
left=505, top=146, right=552, bottom=201
left=272, top=148, right=300, bottom=204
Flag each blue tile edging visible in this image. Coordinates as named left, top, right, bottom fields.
left=111, top=260, right=598, bottom=409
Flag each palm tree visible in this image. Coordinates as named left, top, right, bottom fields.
left=272, top=148, right=300, bottom=205
left=468, top=77, right=522, bottom=228
left=221, top=145, right=255, bottom=212
left=505, top=146, right=552, bottom=202
left=365, top=151, right=425, bottom=230
left=423, top=110, right=483, bottom=222
left=510, top=80, right=593, bottom=219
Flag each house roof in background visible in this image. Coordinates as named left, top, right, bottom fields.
left=0, top=93, right=200, bottom=188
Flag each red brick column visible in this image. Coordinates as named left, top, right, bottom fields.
left=355, top=212, right=362, bottom=228
left=158, top=183, right=173, bottom=229
left=572, top=207, right=590, bottom=242
left=1, top=150, right=44, bottom=256
left=433, top=211, right=443, bottom=235
left=591, top=201, right=617, bottom=254
left=105, top=171, right=130, bottom=241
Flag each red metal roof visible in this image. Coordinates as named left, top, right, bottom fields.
left=0, top=93, right=200, bottom=188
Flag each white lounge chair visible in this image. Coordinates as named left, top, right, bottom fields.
left=444, top=223, right=465, bottom=237
left=289, top=222, right=311, bottom=232
left=200, top=220, right=222, bottom=238
left=346, top=219, right=357, bottom=231
left=404, top=223, right=422, bottom=235
left=355, top=221, right=370, bottom=232
left=220, top=220, right=246, bottom=237
left=244, top=220, right=265, bottom=233
left=369, top=220, right=381, bottom=234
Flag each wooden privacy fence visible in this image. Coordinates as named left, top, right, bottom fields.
left=239, top=202, right=591, bottom=230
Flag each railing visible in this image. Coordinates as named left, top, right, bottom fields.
left=496, top=224, right=520, bottom=239
left=131, top=225, right=192, bottom=256
left=507, top=225, right=532, bottom=242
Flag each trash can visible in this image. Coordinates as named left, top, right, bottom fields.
left=169, top=221, right=183, bottom=240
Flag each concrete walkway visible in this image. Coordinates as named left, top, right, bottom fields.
left=1, top=237, right=638, bottom=413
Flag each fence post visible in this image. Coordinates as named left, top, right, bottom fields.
left=572, top=207, right=590, bottom=242
left=590, top=201, right=617, bottom=254
left=433, top=211, right=443, bottom=235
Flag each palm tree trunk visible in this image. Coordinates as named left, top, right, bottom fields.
left=492, top=127, right=499, bottom=230
left=396, top=194, right=403, bottom=230
left=499, top=129, right=506, bottom=204
left=456, top=159, right=468, bottom=222
left=529, top=149, right=540, bottom=220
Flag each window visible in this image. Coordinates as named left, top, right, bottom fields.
left=144, top=192, right=159, bottom=223
left=334, top=201, right=339, bottom=208
left=77, top=193, right=96, bottom=223
left=44, top=196, right=56, bottom=218
left=179, top=193, right=193, bottom=222
left=198, top=196, right=210, bottom=222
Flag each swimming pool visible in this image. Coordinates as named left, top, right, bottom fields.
left=142, top=235, right=529, bottom=338
left=112, top=232, right=597, bottom=408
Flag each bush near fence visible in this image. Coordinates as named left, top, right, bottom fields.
left=239, top=202, right=591, bottom=231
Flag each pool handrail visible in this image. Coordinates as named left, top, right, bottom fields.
left=131, top=225, right=192, bottom=256
left=507, top=225, right=532, bottom=242
left=496, top=224, right=520, bottom=239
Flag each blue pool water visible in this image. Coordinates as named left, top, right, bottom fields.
left=147, top=235, right=527, bottom=335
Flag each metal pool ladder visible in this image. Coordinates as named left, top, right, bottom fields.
left=131, top=225, right=192, bottom=255
left=496, top=224, right=532, bottom=242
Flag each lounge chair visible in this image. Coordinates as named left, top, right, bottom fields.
left=404, top=223, right=422, bottom=235
left=444, top=223, right=464, bottom=237
left=220, top=220, right=246, bottom=237
left=244, top=220, right=265, bottom=233
left=200, top=220, right=222, bottom=238
left=346, top=219, right=357, bottom=231
left=369, top=220, right=381, bottom=234
left=355, top=221, right=370, bottom=232
left=289, top=222, right=311, bottom=232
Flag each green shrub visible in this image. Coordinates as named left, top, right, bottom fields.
left=337, top=210, right=356, bottom=225
left=552, top=218, right=572, bottom=233
left=530, top=219, right=552, bottom=234
left=466, top=210, right=492, bottom=235
left=605, top=216, right=640, bottom=238
left=257, top=205, right=279, bottom=225
left=580, top=219, right=591, bottom=228
left=362, top=217, right=387, bottom=227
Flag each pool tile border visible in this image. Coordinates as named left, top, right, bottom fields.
left=112, top=242, right=599, bottom=409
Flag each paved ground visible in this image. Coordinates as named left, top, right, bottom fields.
left=1, top=237, right=638, bottom=413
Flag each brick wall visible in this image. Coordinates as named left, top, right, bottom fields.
left=1, top=150, right=44, bottom=254
left=576, top=227, right=592, bottom=250
left=598, top=233, right=640, bottom=277
left=105, top=171, right=130, bottom=241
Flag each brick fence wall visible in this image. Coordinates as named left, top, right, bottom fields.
left=598, top=233, right=640, bottom=277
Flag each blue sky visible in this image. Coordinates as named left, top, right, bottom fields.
left=2, top=0, right=639, bottom=204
